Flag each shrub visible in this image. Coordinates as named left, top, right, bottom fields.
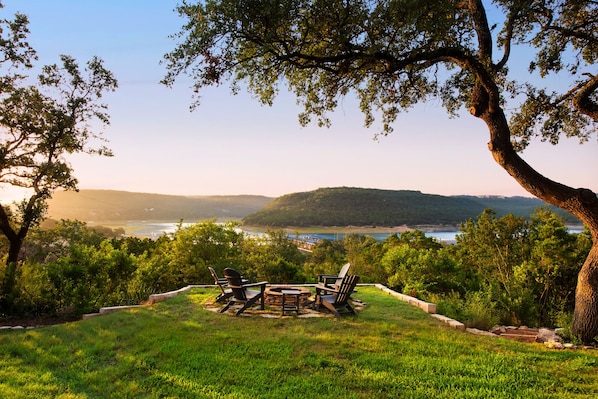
left=433, top=290, right=500, bottom=331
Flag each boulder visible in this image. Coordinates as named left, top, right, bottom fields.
left=535, top=328, right=563, bottom=344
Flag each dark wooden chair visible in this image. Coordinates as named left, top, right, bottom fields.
left=317, top=263, right=350, bottom=289
left=219, top=268, right=268, bottom=316
left=208, top=267, right=233, bottom=303
left=315, top=274, right=360, bottom=317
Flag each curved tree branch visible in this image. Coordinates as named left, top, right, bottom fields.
left=468, top=0, right=493, bottom=61
left=495, top=5, right=523, bottom=71
left=572, top=73, right=598, bottom=119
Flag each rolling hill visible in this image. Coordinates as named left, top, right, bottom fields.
left=242, top=187, right=578, bottom=227
left=45, top=187, right=579, bottom=226
left=46, top=190, right=273, bottom=222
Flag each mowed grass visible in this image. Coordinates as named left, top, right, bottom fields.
left=1, top=287, right=597, bottom=398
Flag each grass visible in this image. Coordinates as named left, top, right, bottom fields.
left=1, top=286, right=597, bottom=398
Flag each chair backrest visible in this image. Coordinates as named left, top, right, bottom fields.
left=223, top=268, right=248, bottom=300
left=208, top=267, right=221, bottom=284
left=208, top=266, right=227, bottom=292
left=334, top=274, right=359, bottom=305
left=337, top=263, right=350, bottom=279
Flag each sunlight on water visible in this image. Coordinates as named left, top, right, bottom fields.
left=121, top=222, right=584, bottom=243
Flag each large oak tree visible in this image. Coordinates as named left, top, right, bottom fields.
left=0, top=5, right=117, bottom=309
left=163, top=0, right=598, bottom=343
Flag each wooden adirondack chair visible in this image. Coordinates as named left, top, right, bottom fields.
left=220, top=268, right=268, bottom=316
left=317, top=263, right=350, bottom=289
left=208, top=267, right=233, bottom=303
left=315, top=274, right=360, bottom=317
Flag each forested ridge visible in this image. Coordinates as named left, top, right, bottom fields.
left=46, top=190, right=273, bottom=221
left=242, top=187, right=578, bottom=227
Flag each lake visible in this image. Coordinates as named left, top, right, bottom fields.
left=115, top=221, right=585, bottom=245
left=116, top=222, right=462, bottom=243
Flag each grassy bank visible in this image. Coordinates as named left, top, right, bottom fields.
left=1, top=287, right=597, bottom=398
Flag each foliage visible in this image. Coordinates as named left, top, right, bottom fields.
left=302, top=238, right=346, bottom=281
left=167, top=219, right=244, bottom=284
left=432, top=290, right=500, bottom=331
left=343, top=233, right=386, bottom=283
left=46, top=241, right=136, bottom=314
left=0, top=208, right=591, bottom=334
left=22, top=219, right=110, bottom=263
left=126, top=220, right=245, bottom=301
left=457, top=208, right=587, bottom=326
left=0, top=6, right=118, bottom=309
left=1, top=288, right=598, bottom=398
left=241, top=229, right=306, bottom=283
left=163, top=0, right=597, bottom=142
left=382, top=244, right=466, bottom=298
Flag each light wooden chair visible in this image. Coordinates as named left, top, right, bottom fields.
left=315, top=274, right=360, bottom=317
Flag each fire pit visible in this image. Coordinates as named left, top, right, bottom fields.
left=265, top=286, right=312, bottom=306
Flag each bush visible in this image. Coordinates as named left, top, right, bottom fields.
left=8, top=259, right=58, bottom=316
left=46, top=242, right=136, bottom=314
left=433, top=290, right=500, bottom=331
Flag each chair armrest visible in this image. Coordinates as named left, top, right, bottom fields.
left=324, top=277, right=342, bottom=285
left=315, top=283, right=340, bottom=295
left=318, top=274, right=342, bottom=284
left=242, top=281, right=268, bottom=288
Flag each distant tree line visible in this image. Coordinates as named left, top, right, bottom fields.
left=0, top=208, right=591, bottom=341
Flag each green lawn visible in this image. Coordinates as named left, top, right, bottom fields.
left=1, top=287, right=597, bottom=398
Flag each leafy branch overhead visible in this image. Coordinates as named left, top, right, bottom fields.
left=163, top=0, right=596, bottom=143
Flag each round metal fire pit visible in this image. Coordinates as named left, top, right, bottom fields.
left=264, top=286, right=312, bottom=306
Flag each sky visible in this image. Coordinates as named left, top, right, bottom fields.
left=1, top=0, right=596, bottom=200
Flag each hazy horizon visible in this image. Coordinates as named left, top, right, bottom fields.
left=1, top=185, right=542, bottom=205
left=1, top=1, right=596, bottom=202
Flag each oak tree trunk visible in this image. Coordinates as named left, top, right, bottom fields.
left=572, top=245, right=598, bottom=344
left=475, top=85, right=598, bottom=345
left=0, top=237, right=24, bottom=311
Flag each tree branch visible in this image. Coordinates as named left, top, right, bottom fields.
left=572, top=73, right=598, bottom=119
left=468, top=0, right=493, bottom=61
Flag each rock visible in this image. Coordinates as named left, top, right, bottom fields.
left=544, top=340, right=565, bottom=349
left=535, top=328, right=563, bottom=343
left=490, top=325, right=507, bottom=334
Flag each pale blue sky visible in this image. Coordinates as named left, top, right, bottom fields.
left=2, top=0, right=596, bottom=199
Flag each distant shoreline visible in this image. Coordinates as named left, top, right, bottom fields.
left=94, top=220, right=585, bottom=238
left=96, top=221, right=461, bottom=238
left=237, top=224, right=461, bottom=234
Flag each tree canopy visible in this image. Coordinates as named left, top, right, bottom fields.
left=164, top=1, right=596, bottom=138
left=0, top=4, right=117, bottom=309
left=164, top=0, right=598, bottom=343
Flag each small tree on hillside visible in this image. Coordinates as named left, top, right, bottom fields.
left=163, top=0, right=598, bottom=343
left=0, top=5, right=118, bottom=310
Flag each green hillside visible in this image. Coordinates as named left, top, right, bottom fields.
left=46, top=190, right=273, bottom=222
left=242, top=187, right=578, bottom=227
